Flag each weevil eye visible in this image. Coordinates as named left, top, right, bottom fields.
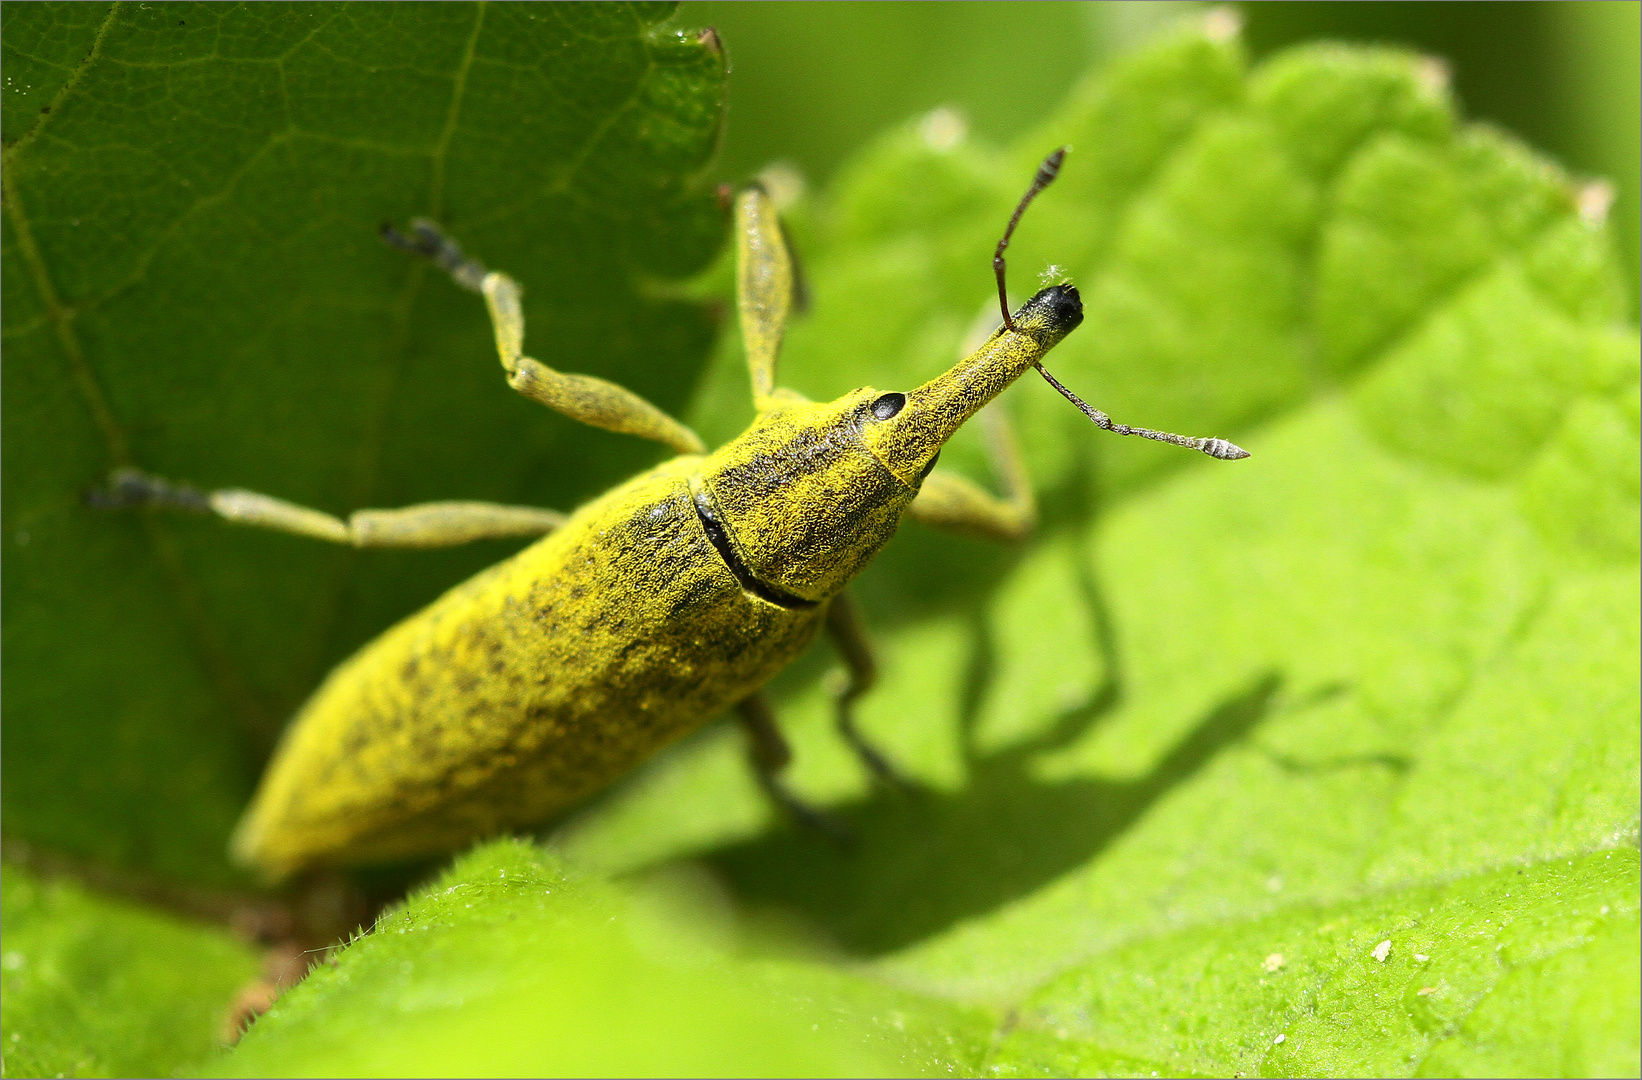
left=870, top=392, right=906, bottom=421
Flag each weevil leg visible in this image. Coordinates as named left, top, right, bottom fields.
left=380, top=218, right=488, bottom=292
left=906, top=403, right=1036, bottom=542
left=89, top=468, right=565, bottom=547
left=734, top=186, right=810, bottom=413
left=385, top=218, right=705, bottom=455
left=824, top=590, right=914, bottom=790
left=735, top=693, right=852, bottom=842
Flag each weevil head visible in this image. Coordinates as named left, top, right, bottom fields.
left=697, top=284, right=1082, bottom=603
left=859, top=284, right=1083, bottom=485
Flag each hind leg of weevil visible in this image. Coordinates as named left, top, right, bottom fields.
left=823, top=590, right=915, bottom=791
left=906, top=403, right=1036, bottom=542
left=89, top=468, right=566, bottom=548
left=735, top=693, right=851, bottom=842
left=383, top=218, right=704, bottom=454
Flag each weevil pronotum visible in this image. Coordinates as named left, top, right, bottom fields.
left=98, top=150, right=1247, bottom=880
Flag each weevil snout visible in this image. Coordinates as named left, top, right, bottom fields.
left=860, top=282, right=1084, bottom=487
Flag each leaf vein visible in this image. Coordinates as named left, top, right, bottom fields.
left=0, top=161, right=273, bottom=751
left=0, top=0, right=119, bottom=158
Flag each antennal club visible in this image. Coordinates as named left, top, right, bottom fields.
left=994, top=147, right=1066, bottom=332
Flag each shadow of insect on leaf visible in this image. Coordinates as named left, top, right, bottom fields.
left=1246, top=683, right=1413, bottom=776
left=704, top=531, right=1285, bottom=956
left=1262, top=749, right=1413, bottom=776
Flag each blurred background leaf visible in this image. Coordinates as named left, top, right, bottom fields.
left=685, top=0, right=1638, bottom=306
left=1, top=865, right=260, bottom=1078
left=2, top=2, right=1638, bottom=1077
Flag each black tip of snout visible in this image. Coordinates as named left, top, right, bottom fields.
left=1021, top=284, right=1083, bottom=333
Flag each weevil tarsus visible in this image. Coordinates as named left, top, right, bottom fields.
left=389, top=218, right=706, bottom=454
left=380, top=218, right=487, bottom=293
left=85, top=466, right=211, bottom=512
left=91, top=465, right=567, bottom=548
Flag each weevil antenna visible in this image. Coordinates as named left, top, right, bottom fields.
left=1035, top=361, right=1251, bottom=461
left=994, top=147, right=1067, bottom=332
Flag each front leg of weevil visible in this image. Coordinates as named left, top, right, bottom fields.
left=735, top=186, right=811, bottom=414
left=383, top=218, right=704, bottom=454
left=88, top=468, right=566, bottom=547
left=823, top=590, right=916, bottom=791
left=907, top=403, right=1036, bottom=543
left=736, top=692, right=852, bottom=842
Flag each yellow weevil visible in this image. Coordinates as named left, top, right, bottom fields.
left=100, top=150, right=1247, bottom=880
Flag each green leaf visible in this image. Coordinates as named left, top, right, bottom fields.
left=1, top=1, right=726, bottom=885
left=7, top=9, right=1639, bottom=1077
left=992, top=849, right=1640, bottom=1077
left=0, top=863, right=260, bottom=1079
left=214, top=840, right=993, bottom=1078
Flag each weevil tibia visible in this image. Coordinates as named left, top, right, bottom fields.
left=96, top=151, right=1246, bottom=879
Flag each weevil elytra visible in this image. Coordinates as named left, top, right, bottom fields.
left=99, top=150, right=1247, bottom=880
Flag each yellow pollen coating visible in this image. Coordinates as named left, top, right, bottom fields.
left=232, top=456, right=826, bottom=878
